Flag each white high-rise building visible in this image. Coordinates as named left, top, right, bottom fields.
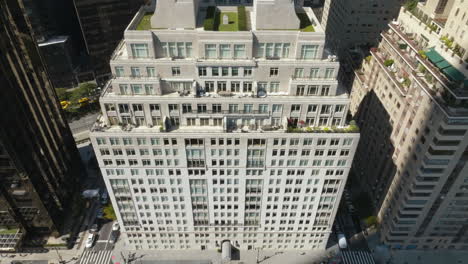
left=90, top=0, right=359, bottom=251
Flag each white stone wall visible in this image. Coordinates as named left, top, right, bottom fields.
left=90, top=2, right=361, bottom=251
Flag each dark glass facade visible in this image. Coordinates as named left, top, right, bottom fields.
left=0, top=0, right=83, bottom=251
left=74, top=0, right=145, bottom=84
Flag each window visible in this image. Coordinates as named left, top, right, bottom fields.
left=307, top=104, right=317, bottom=112
left=272, top=104, right=282, bottom=113
left=244, top=104, right=253, bottom=113
left=130, top=67, right=141, bottom=77
left=335, top=105, right=345, bottom=112
left=219, top=44, right=231, bottom=59
left=145, top=67, right=156, bottom=77
left=307, top=85, right=318, bottom=95
left=133, top=104, right=143, bottom=112
left=96, top=138, right=106, bottom=145
left=205, top=44, right=217, bottom=59
left=243, top=82, right=253, bottom=92
left=150, top=104, right=160, bottom=112
left=123, top=138, right=133, bottom=145
left=325, top=68, right=335, bottom=79
left=212, top=104, right=222, bottom=113
left=244, top=67, right=252, bottom=76
left=131, top=84, right=143, bottom=94
left=131, top=43, right=149, bottom=58
left=291, top=104, right=301, bottom=112
left=182, top=104, right=192, bottom=113
left=199, top=67, right=207, bottom=76
left=321, top=85, right=330, bottom=96
left=212, top=67, right=219, bottom=76
left=217, top=81, right=227, bottom=92
left=296, top=85, right=305, bottom=96
left=105, top=104, right=116, bottom=111
left=320, top=105, right=331, bottom=114
left=200, top=118, right=209, bottom=126
left=119, top=84, right=130, bottom=95
left=145, top=84, right=154, bottom=95
left=172, top=67, right=180, bottom=76
left=231, top=82, right=240, bottom=92
left=197, top=104, right=207, bottom=113
left=259, top=104, right=268, bottom=113
left=257, top=82, right=267, bottom=92
left=161, top=42, right=192, bottom=58
left=332, top=118, right=341, bottom=126
left=318, top=118, right=328, bottom=126
left=168, top=104, right=178, bottom=112
left=205, top=81, right=214, bottom=92
left=229, top=104, right=239, bottom=113
left=269, top=82, right=279, bottom=93
left=294, top=68, right=304, bottom=78
left=270, top=67, right=279, bottom=76
left=187, top=118, right=196, bottom=126
left=265, top=43, right=274, bottom=57
left=119, top=104, right=130, bottom=113
left=310, top=68, right=319, bottom=78
left=300, top=45, right=318, bottom=59
left=257, top=43, right=265, bottom=57
left=257, top=43, right=290, bottom=58
left=222, top=67, right=229, bottom=76
left=234, top=44, right=246, bottom=58
left=232, top=67, right=239, bottom=76
left=115, top=66, right=124, bottom=77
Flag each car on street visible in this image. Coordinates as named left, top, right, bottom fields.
left=338, top=233, right=348, bottom=249
left=101, top=191, right=108, bottom=205
left=112, top=222, right=120, bottom=231
left=96, top=208, right=104, bottom=218
left=85, top=233, right=96, bottom=248
left=90, top=223, right=99, bottom=232
left=109, top=231, right=119, bottom=243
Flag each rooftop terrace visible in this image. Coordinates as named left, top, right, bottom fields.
left=130, top=5, right=320, bottom=32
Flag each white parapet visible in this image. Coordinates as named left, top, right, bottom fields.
left=151, top=0, right=197, bottom=29
left=254, top=0, right=300, bottom=30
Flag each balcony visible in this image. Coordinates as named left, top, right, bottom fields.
left=370, top=49, right=409, bottom=96
left=388, top=22, right=468, bottom=98
left=290, top=75, right=336, bottom=81
left=286, top=120, right=359, bottom=134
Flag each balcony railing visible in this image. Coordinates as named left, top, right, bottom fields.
left=290, top=75, right=336, bottom=81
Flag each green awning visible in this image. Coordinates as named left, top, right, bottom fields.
left=425, top=48, right=444, bottom=63
left=442, top=66, right=465, bottom=82
left=435, top=60, right=451, bottom=69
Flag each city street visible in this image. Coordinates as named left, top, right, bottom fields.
left=78, top=249, right=112, bottom=264
left=76, top=220, right=116, bottom=264
left=69, top=113, right=99, bottom=134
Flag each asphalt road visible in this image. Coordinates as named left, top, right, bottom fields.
left=94, top=221, right=113, bottom=251
left=69, top=113, right=99, bottom=134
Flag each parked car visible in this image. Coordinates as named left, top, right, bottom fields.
left=101, top=191, right=108, bottom=205
left=85, top=234, right=96, bottom=248
left=90, top=223, right=99, bottom=232
left=338, top=233, right=347, bottom=249
left=109, top=231, right=119, bottom=243
left=96, top=208, right=104, bottom=218
left=112, top=222, right=120, bottom=231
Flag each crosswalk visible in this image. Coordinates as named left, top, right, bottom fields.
left=341, top=250, right=376, bottom=264
left=79, top=250, right=112, bottom=264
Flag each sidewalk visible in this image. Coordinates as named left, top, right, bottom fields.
left=109, top=238, right=341, bottom=264
left=0, top=248, right=84, bottom=264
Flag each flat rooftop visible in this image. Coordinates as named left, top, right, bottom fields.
left=129, top=5, right=322, bottom=33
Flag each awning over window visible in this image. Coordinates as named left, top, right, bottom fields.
left=425, top=48, right=444, bottom=63
left=435, top=60, right=451, bottom=69
left=443, top=66, right=465, bottom=82
left=426, top=48, right=466, bottom=82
